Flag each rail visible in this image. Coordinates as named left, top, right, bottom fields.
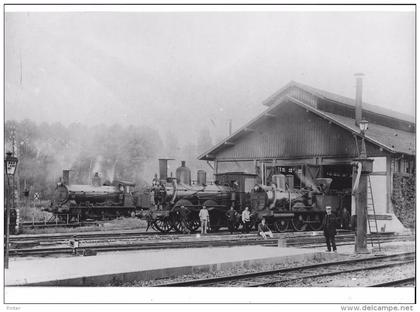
left=157, top=252, right=414, bottom=287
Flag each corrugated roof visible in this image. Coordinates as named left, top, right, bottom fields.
left=263, top=80, right=415, bottom=123
left=199, top=91, right=415, bottom=160
left=321, top=112, right=415, bottom=155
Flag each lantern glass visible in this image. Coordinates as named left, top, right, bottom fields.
left=359, top=120, right=369, bottom=133
left=5, top=153, right=18, bottom=176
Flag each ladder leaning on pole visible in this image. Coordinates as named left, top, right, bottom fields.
left=366, top=175, right=382, bottom=252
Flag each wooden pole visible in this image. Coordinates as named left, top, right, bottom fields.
left=5, top=176, right=10, bottom=269
left=354, top=156, right=373, bottom=254
left=355, top=174, right=369, bottom=253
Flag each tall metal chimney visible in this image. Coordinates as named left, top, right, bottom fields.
left=228, top=119, right=232, bottom=136
left=354, top=73, right=364, bottom=127
left=63, top=170, right=70, bottom=185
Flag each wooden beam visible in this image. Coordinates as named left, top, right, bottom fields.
left=370, top=171, right=387, bottom=176
left=206, top=161, right=215, bottom=170
left=264, top=113, right=276, bottom=118
left=386, top=156, right=392, bottom=213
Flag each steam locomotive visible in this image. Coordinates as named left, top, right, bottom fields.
left=47, top=160, right=345, bottom=233
left=137, top=159, right=256, bottom=233
left=249, top=175, right=336, bottom=232
left=46, top=170, right=137, bottom=222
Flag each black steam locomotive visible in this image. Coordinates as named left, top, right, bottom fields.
left=46, top=170, right=137, bottom=222
left=137, top=159, right=256, bottom=233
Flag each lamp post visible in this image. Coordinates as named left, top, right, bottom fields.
left=354, top=120, right=373, bottom=254
left=359, top=119, right=369, bottom=158
left=5, top=151, right=18, bottom=269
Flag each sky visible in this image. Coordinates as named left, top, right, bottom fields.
left=5, top=7, right=415, bottom=145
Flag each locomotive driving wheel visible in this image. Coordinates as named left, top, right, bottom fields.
left=186, top=215, right=200, bottom=232
left=153, top=217, right=173, bottom=233
left=171, top=199, right=193, bottom=233
left=171, top=216, right=185, bottom=233
left=308, top=213, right=323, bottom=231
left=292, top=213, right=310, bottom=231
left=273, top=218, right=289, bottom=232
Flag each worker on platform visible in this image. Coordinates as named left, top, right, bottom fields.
left=92, top=172, right=101, bottom=187
left=152, top=173, right=159, bottom=187
left=225, top=205, right=238, bottom=234
left=242, top=207, right=251, bottom=234
left=258, top=218, right=273, bottom=239
left=158, top=184, right=166, bottom=209
left=199, top=205, right=210, bottom=234
left=341, top=207, right=350, bottom=230
left=180, top=205, right=190, bottom=234
left=322, top=205, right=337, bottom=252
left=70, top=236, right=80, bottom=255
left=9, top=208, right=17, bottom=235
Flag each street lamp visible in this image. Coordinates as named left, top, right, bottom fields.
left=359, top=119, right=369, bottom=133
left=5, top=152, right=18, bottom=175
left=359, top=120, right=369, bottom=159
left=5, top=151, right=18, bottom=269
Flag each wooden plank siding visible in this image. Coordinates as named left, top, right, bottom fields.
left=214, top=101, right=389, bottom=161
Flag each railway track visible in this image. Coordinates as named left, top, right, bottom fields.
left=156, top=252, right=415, bottom=287
left=21, top=220, right=101, bottom=229
left=10, top=229, right=405, bottom=243
left=9, top=237, right=276, bottom=256
left=9, top=231, right=413, bottom=257
left=369, top=277, right=415, bottom=287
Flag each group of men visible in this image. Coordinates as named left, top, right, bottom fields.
left=198, top=205, right=273, bottom=239
left=198, top=204, right=339, bottom=253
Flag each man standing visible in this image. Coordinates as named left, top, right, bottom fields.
left=9, top=208, right=17, bottom=235
left=258, top=218, right=273, bottom=239
left=225, top=205, right=237, bottom=234
left=152, top=173, right=159, bottom=187
left=341, top=207, right=350, bottom=230
left=322, top=206, right=337, bottom=252
left=242, top=207, right=251, bottom=234
left=199, top=205, right=210, bottom=234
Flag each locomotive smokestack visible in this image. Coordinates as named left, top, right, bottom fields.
left=63, top=170, right=70, bottom=185
left=158, top=159, right=168, bottom=181
left=181, top=160, right=186, bottom=167
left=354, top=73, right=364, bottom=127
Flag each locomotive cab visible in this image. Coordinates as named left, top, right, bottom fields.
left=113, top=180, right=136, bottom=208
left=214, top=172, right=257, bottom=210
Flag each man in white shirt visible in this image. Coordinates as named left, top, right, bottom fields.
left=199, top=205, right=210, bottom=234
left=242, top=207, right=251, bottom=234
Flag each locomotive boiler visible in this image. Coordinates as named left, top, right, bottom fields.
left=46, top=170, right=137, bottom=221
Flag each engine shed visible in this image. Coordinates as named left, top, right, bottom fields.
left=199, top=80, right=415, bottom=232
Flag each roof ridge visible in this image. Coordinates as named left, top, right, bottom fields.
left=263, top=80, right=414, bottom=123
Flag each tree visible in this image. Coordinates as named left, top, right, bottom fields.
left=4, top=119, right=165, bottom=200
